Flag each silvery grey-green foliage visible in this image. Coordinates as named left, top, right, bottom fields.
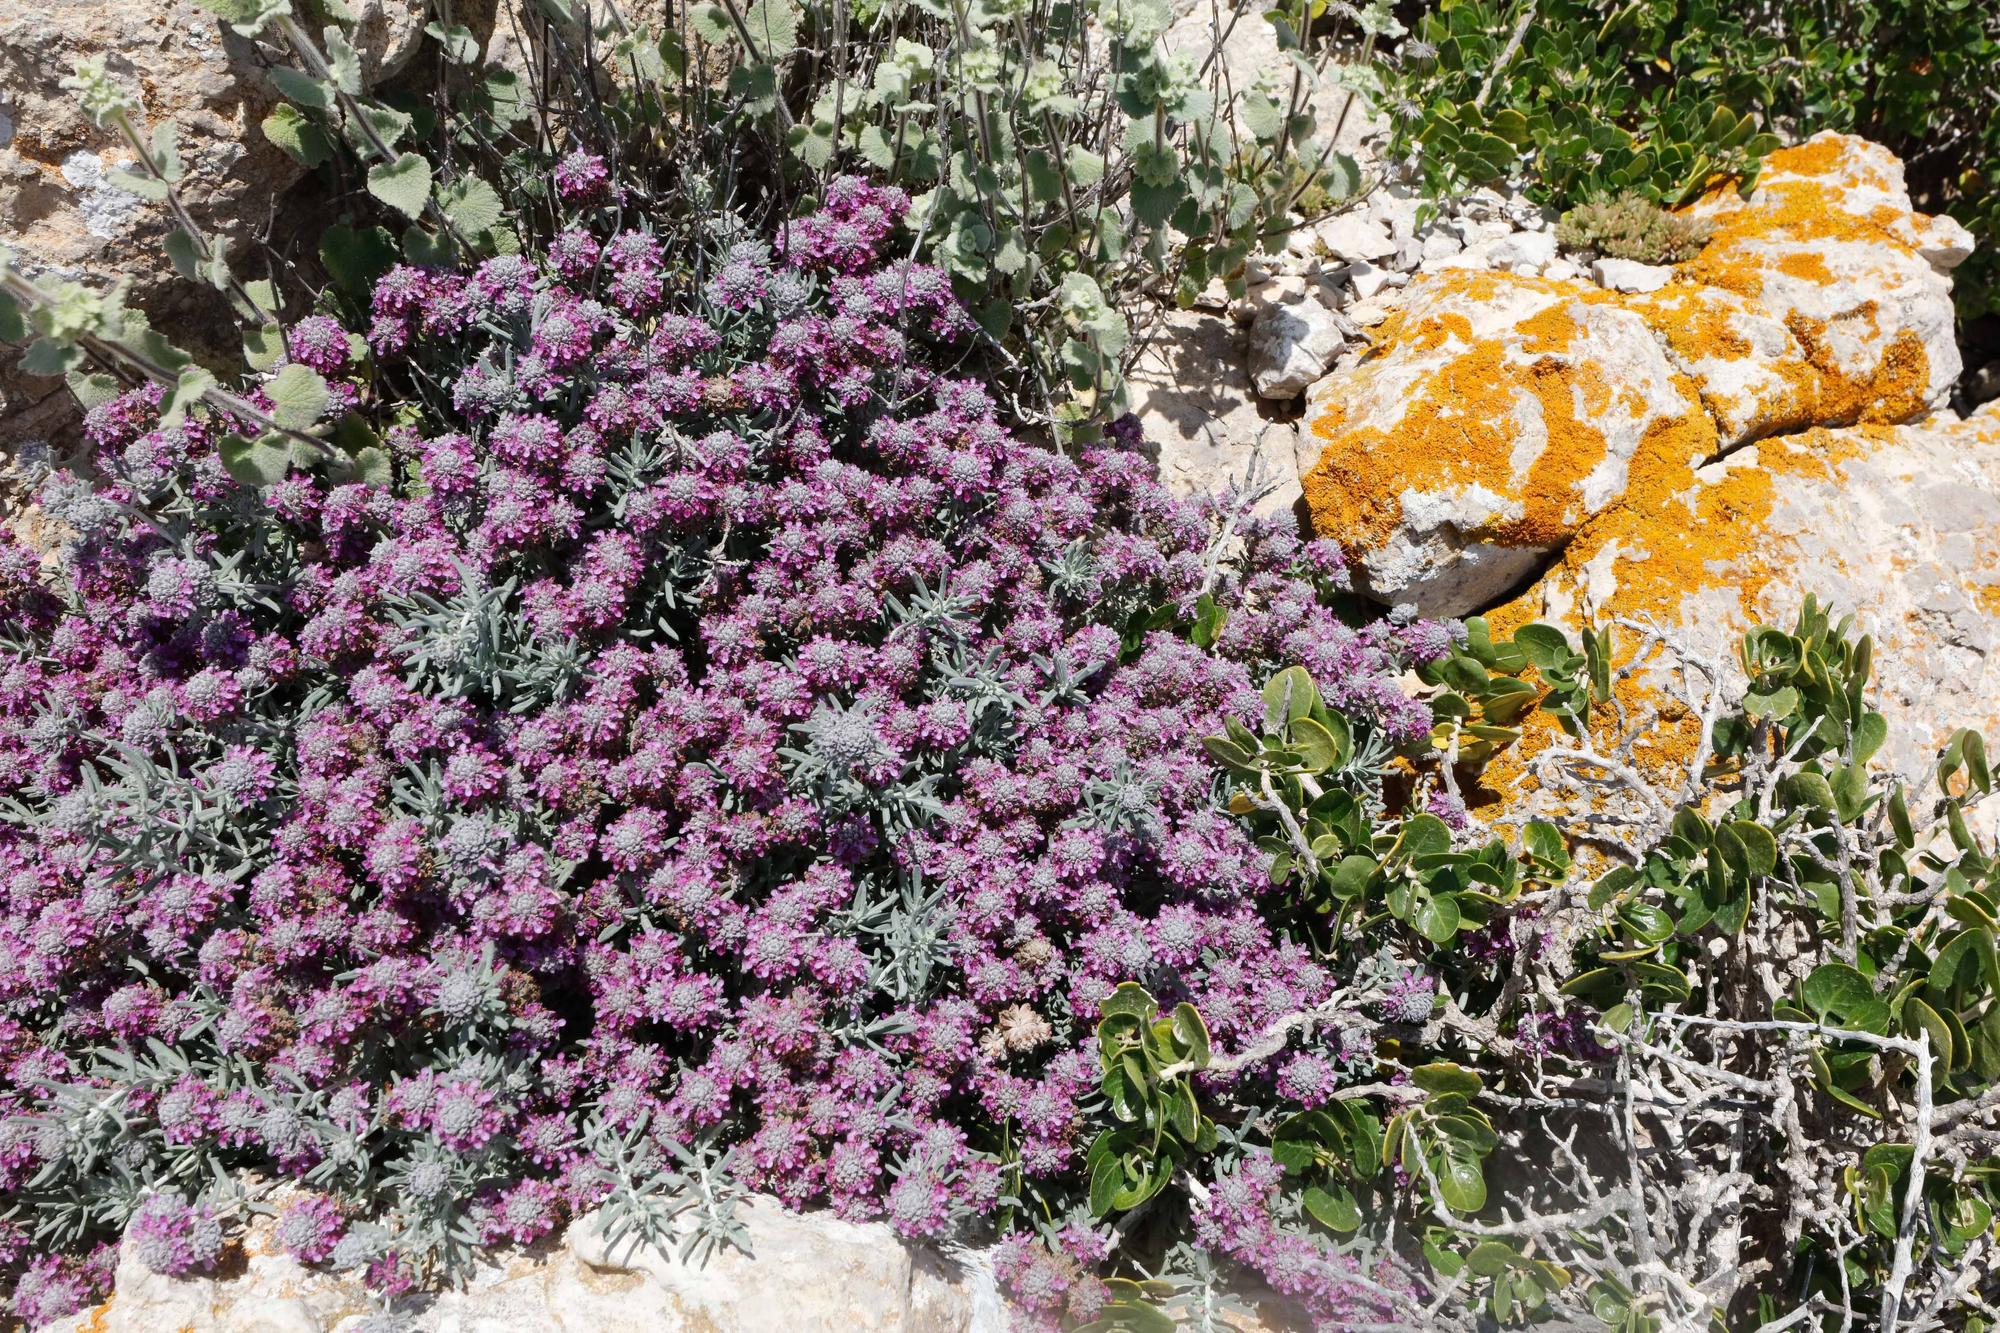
left=697, top=0, right=1395, bottom=435
left=584, top=1115, right=752, bottom=1266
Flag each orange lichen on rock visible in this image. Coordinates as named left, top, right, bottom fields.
left=1300, top=133, right=1966, bottom=617
left=1480, top=406, right=2000, bottom=808
left=1301, top=271, right=1710, bottom=611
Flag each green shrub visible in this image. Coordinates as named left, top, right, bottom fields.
left=1381, top=0, right=1782, bottom=211
left=710, top=0, right=1396, bottom=436
left=1554, top=193, right=1713, bottom=263
left=1384, top=0, right=2000, bottom=318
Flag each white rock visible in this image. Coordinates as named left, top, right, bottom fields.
left=1343, top=259, right=1393, bottom=300
left=1543, top=258, right=1582, bottom=282
left=49, top=1194, right=1000, bottom=1333
left=1299, top=134, right=1977, bottom=618
left=1590, top=257, right=1673, bottom=293
left=1345, top=297, right=1396, bottom=328
left=1300, top=273, right=1697, bottom=615
left=1679, top=132, right=1964, bottom=412
left=1127, top=305, right=1302, bottom=516
left=1485, top=230, right=1557, bottom=273
left=1419, top=229, right=1464, bottom=263
left=1423, top=246, right=1492, bottom=276
left=1367, top=187, right=1421, bottom=240
left=1516, top=402, right=2000, bottom=795
left=1313, top=213, right=1397, bottom=263
left=1459, top=186, right=1510, bottom=220
left=1248, top=297, right=1348, bottom=399
left=1915, top=214, right=1976, bottom=274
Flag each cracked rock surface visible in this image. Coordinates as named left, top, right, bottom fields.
left=1298, top=133, right=1972, bottom=619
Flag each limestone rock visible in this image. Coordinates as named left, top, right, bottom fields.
left=1312, top=212, right=1397, bottom=264
left=49, top=1194, right=999, bottom=1333
left=1590, top=257, right=1672, bottom=293
left=1127, top=305, right=1302, bottom=517
left=1497, top=402, right=2000, bottom=799
left=1483, top=229, right=1557, bottom=274
left=1343, top=259, right=1394, bottom=299
left=1300, top=270, right=1709, bottom=615
left=1681, top=132, right=1965, bottom=418
left=1248, top=295, right=1348, bottom=399
left=0, top=0, right=438, bottom=451
left=1301, top=134, right=1975, bottom=617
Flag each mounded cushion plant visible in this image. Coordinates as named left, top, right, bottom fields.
left=0, top=173, right=1446, bottom=1325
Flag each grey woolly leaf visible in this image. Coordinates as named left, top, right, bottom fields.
left=161, top=365, right=215, bottom=427
left=425, top=19, right=482, bottom=63
left=367, top=155, right=433, bottom=219
left=243, top=322, right=284, bottom=371
left=262, top=104, right=333, bottom=167
left=856, top=125, right=898, bottom=170
left=150, top=122, right=184, bottom=181
left=266, top=362, right=330, bottom=430
left=743, top=0, right=802, bottom=57
left=105, top=168, right=168, bottom=201
left=357, top=101, right=414, bottom=151
left=270, top=67, right=334, bottom=111
left=162, top=228, right=203, bottom=282
left=218, top=431, right=292, bottom=488
left=324, top=27, right=364, bottom=95
left=689, top=4, right=735, bottom=45
left=441, top=177, right=505, bottom=236
left=20, top=337, right=85, bottom=376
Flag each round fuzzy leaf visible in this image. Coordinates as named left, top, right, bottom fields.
left=1400, top=814, right=1454, bottom=859
left=1434, top=1146, right=1487, bottom=1213
left=270, top=66, right=334, bottom=110
left=243, top=322, right=284, bottom=371
left=1327, top=854, right=1376, bottom=901
left=1512, top=623, right=1573, bottom=671
left=1290, top=715, right=1348, bottom=773
left=441, top=177, right=505, bottom=237
left=1098, top=982, right=1157, bottom=1021
left=1521, top=819, right=1569, bottom=873
left=743, top=0, right=802, bottom=57
left=1724, top=820, right=1777, bottom=877
left=1088, top=1144, right=1123, bottom=1216
left=1467, top=1240, right=1519, bottom=1276
left=1262, top=665, right=1319, bottom=732
left=1802, top=963, right=1874, bottom=1020
left=367, top=155, right=434, bottom=220
left=1412, top=893, right=1461, bottom=943
left=1170, top=1003, right=1210, bottom=1068
left=266, top=362, right=330, bottom=431
left=1302, top=1182, right=1361, bottom=1232
left=218, top=431, right=292, bottom=488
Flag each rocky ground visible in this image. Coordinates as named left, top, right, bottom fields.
left=46, top=1187, right=1012, bottom=1333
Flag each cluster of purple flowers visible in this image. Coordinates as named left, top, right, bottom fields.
left=0, top=177, right=1453, bottom=1324
left=1193, top=1152, right=1420, bottom=1327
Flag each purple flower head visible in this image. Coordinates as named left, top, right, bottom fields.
left=287, top=316, right=353, bottom=375
left=273, top=1194, right=346, bottom=1265
left=130, top=1194, right=226, bottom=1277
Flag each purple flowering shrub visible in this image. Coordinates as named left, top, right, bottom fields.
left=0, top=176, right=1456, bottom=1324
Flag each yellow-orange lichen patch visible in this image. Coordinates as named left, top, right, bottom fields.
left=1474, top=423, right=1890, bottom=802
left=1303, top=272, right=1707, bottom=569
left=1300, top=132, right=1960, bottom=625
left=1775, top=251, right=1835, bottom=286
